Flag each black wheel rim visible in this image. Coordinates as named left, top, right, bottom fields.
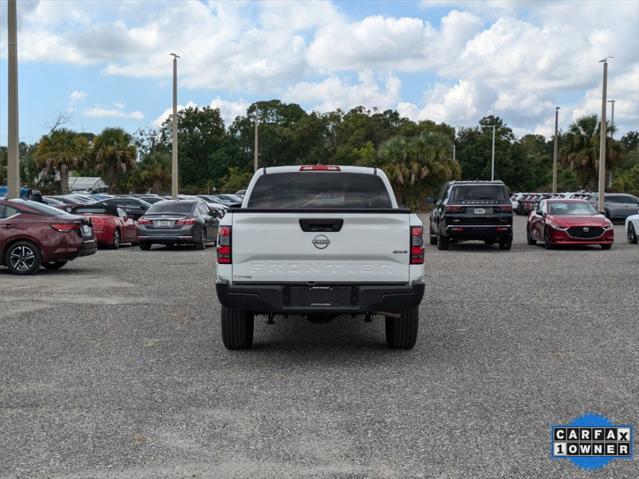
left=114, top=231, right=120, bottom=247
left=9, top=246, right=36, bottom=272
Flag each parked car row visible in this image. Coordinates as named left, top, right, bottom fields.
left=511, top=191, right=639, bottom=221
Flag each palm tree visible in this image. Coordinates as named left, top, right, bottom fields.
left=34, top=129, right=90, bottom=193
left=560, top=115, right=622, bottom=189
left=379, top=131, right=460, bottom=201
left=93, top=128, right=137, bottom=193
left=138, top=151, right=171, bottom=193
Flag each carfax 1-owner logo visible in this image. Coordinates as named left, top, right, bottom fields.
left=551, top=413, right=634, bottom=470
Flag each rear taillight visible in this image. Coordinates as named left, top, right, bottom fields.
left=495, top=205, right=513, bottom=212
left=299, top=165, right=341, bottom=171
left=445, top=205, right=465, bottom=212
left=217, top=226, right=232, bottom=264
left=176, top=218, right=196, bottom=225
left=138, top=218, right=152, bottom=225
left=50, top=223, right=79, bottom=233
left=410, top=226, right=424, bottom=265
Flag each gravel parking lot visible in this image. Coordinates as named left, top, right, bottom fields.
left=1, top=215, right=637, bottom=478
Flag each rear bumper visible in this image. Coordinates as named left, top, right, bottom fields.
left=446, top=224, right=512, bottom=239
left=216, top=282, right=425, bottom=314
left=137, top=225, right=195, bottom=244
left=77, top=239, right=98, bottom=256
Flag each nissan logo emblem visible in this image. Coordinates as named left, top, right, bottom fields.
left=583, top=227, right=589, bottom=232
left=312, top=234, right=331, bottom=249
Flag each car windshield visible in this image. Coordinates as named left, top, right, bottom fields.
left=11, top=199, right=77, bottom=218
left=450, top=185, right=508, bottom=202
left=548, top=202, right=597, bottom=215
left=247, top=172, right=392, bottom=209
left=146, top=201, right=194, bottom=214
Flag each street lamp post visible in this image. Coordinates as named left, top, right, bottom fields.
left=608, top=99, right=615, bottom=188
left=254, top=111, right=259, bottom=172
left=170, top=53, right=180, bottom=199
left=452, top=143, right=456, bottom=162
left=597, top=57, right=612, bottom=213
left=552, top=107, right=560, bottom=194
left=7, top=0, right=19, bottom=199
left=490, top=125, right=496, bottom=181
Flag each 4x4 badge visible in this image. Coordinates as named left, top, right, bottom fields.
left=312, top=234, right=331, bottom=249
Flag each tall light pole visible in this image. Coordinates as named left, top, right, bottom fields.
left=7, top=0, right=20, bottom=199
left=607, top=99, right=615, bottom=188
left=490, top=125, right=496, bottom=181
left=170, top=53, right=180, bottom=199
left=452, top=143, right=456, bottom=162
left=253, top=110, right=259, bottom=172
left=552, top=107, right=560, bottom=193
left=597, top=57, right=612, bottom=213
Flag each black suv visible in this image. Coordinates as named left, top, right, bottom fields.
left=429, top=181, right=513, bottom=250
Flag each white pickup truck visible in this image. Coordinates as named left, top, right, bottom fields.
left=215, top=165, right=425, bottom=350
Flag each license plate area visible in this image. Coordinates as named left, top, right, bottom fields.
left=81, top=225, right=92, bottom=237
left=155, top=220, right=173, bottom=227
left=287, top=286, right=353, bottom=307
left=473, top=208, right=493, bottom=214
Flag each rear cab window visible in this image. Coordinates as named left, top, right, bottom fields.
left=147, top=202, right=195, bottom=215
left=247, top=172, right=392, bottom=209
left=450, top=185, right=509, bottom=203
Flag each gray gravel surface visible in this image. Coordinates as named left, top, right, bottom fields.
left=1, top=215, right=637, bottom=478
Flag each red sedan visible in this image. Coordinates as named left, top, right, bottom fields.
left=70, top=204, right=137, bottom=249
left=0, top=199, right=97, bottom=274
left=527, top=199, right=614, bottom=249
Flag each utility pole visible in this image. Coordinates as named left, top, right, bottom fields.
left=253, top=111, right=259, bottom=171
left=170, top=53, right=180, bottom=199
left=7, top=0, right=20, bottom=199
left=597, top=57, right=612, bottom=213
left=607, top=99, right=615, bottom=188
left=490, top=125, right=496, bottom=181
left=552, top=107, right=560, bottom=193
left=452, top=144, right=456, bottom=162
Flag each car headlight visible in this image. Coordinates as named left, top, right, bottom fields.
left=548, top=222, right=567, bottom=231
left=603, top=221, right=614, bottom=230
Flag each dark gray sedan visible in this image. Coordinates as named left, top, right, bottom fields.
left=136, top=200, right=220, bottom=250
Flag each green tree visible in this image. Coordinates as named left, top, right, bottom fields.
left=129, top=150, right=171, bottom=193
left=34, top=128, right=90, bottom=193
left=92, top=127, right=137, bottom=193
left=377, top=131, right=460, bottom=207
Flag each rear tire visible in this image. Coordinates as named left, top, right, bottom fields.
left=437, top=233, right=449, bottom=250
left=221, top=306, right=254, bottom=349
left=429, top=226, right=437, bottom=245
left=43, top=261, right=67, bottom=270
left=139, top=241, right=151, bottom=251
left=628, top=223, right=638, bottom=244
left=499, top=239, right=512, bottom=250
left=194, top=225, right=206, bottom=250
left=5, top=241, right=42, bottom=275
left=385, top=307, right=419, bottom=349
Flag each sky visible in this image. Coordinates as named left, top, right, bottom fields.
left=0, top=0, right=638, bottom=144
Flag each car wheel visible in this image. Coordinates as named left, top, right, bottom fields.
left=385, top=307, right=418, bottom=349
left=194, top=225, right=206, bottom=250
left=43, top=261, right=67, bottom=270
left=139, top=241, right=151, bottom=251
left=5, top=241, right=42, bottom=275
left=111, top=229, right=121, bottom=249
left=221, top=306, right=254, bottom=349
left=627, top=223, right=638, bottom=244
left=499, top=239, right=512, bottom=250
left=601, top=244, right=612, bottom=250
left=526, top=228, right=537, bottom=245
left=437, top=233, right=449, bottom=250
left=543, top=228, right=554, bottom=250
left=429, top=225, right=437, bottom=245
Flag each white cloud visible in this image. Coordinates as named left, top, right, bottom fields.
left=83, top=103, right=144, bottom=120
left=209, top=98, right=250, bottom=125
left=285, top=71, right=401, bottom=112
left=69, top=90, right=87, bottom=103
left=152, top=101, right=198, bottom=128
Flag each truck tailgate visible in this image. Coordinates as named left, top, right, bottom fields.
left=231, top=212, right=411, bottom=283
